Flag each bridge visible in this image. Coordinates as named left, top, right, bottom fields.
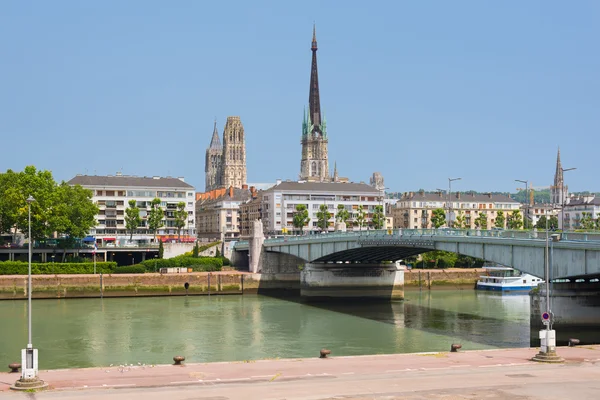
left=234, top=229, right=600, bottom=280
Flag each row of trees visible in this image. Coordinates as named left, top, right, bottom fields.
left=426, top=208, right=529, bottom=230
left=0, top=166, right=98, bottom=241
left=291, top=204, right=386, bottom=232
left=125, top=199, right=188, bottom=242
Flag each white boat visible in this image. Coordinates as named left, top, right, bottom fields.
left=476, top=266, right=543, bottom=292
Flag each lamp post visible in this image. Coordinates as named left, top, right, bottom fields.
left=448, top=178, right=461, bottom=227
left=560, top=167, right=576, bottom=231
left=378, top=186, right=389, bottom=230
left=12, top=196, right=46, bottom=390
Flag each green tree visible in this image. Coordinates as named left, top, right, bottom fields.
left=474, top=212, right=488, bottom=229
left=507, top=210, right=523, bottom=230
left=596, top=217, right=600, bottom=231
left=147, top=197, right=164, bottom=242
left=535, top=215, right=548, bottom=229
left=292, top=204, right=310, bottom=234
left=174, top=201, right=188, bottom=242
left=335, top=204, right=350, bottom=224
left=431, top=208, right=446, bottom=228
left=549, top=215, right=558, bottom=230
left=372, top=205, right=385, bottom=229
left=316, top=204, right=331, bottom=231
left=580, top=212, right=595, bottom=230
left=355, top=205, right=366, bottom=230
left=523, top=217, right=533, bottom=230
left=192, top=242, right=199, bottom=257
left=0, top=170, right=21, bottom=240
left=453, top=211, right=466, bottom=229
left=52, top=183, right=99, bottom=239
left=495, top=210, right=505, bottom=229
left=125, top=199, right=142, bottom=241
left=215, top=247, right=221, bottom=257
left=158, top=241, right=164, bottom=258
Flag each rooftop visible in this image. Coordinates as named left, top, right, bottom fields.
left=265, top=181, right=380, bottom=194
left=400, top=191, right=519, bottom=204
left=67, top=174, right=194, bottom=189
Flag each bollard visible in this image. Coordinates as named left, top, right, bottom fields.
left=450, top=344, right=462, bottom=352
left=319, top=349, right=331, bottom=359
left=568, top=338, right=580, bottom=347
left=8, top=363, right=21, bottom=373
left=173, top=356, right=185, bottom=366
left=184, top=282, right=190, bottom=296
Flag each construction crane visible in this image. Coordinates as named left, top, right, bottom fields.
left=515, top=183, right=555, bottom=206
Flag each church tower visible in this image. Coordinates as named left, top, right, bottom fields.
left=300, top=25, right=330, bottom=182
left=221, top=116, right=247, bottom=189
left=552, top=148, right=568, bottom=205
left=205, top=120, right=223, bottom=191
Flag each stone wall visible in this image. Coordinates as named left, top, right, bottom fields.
left=404, top=268, right=483, bottom=288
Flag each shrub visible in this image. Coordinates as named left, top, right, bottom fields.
left=0, top=261, right=117, bottom=275
left=139, top=256, right=222, bottom=272
left=113, top=266, right=146, bottom=274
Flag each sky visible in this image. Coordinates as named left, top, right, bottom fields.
left=1, top=1, right=599, bottom=194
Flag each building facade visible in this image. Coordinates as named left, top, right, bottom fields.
left=204, top=116, right=247, bottom=191
left=67, top=174, right=196, bottom=245
left=562, top=195, right=600, bottom=230
left=195, top=185, right=253, bottom=241
left=300, top=26, right=330, bottom=182
left=392, top=191, right=521, bottom=229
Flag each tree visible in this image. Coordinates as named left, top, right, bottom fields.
left=52, top=183, right=99, bottom=239
left=474, top=212, right=488, bottom=229
left=507, top=210, right=523, bottom=230
left=549, top=215, right=558, bottom=230
left=523, top=217, right=533, bottom=230
left=292, top=204, right=310, bottom=234
left=192, top=242, right=199, bottom=257
left=158, top=240, right=164, bottom=259
left=335, top=204, right=350, bottom=224
left=596, top=217, right=600, bottom=231
left=535, top=215, right=548, bottom=229
left=147, top=197, right=164, bottom=242
left=372, top=205, right=385, bottom=229
left=431, top=208, right=446, bottom=228
left=495, top=210, right=505, bottom=229
left=453, top=211, right=466, bottom=229
left=125, top=199, right=142, bottom=241
left=580, top=212, right=595, bottom=231
left=0, top=170, right=21, bottom=240
left=316, top=204, right=331, bottom=232
left=355, top=205, right=366, bottom=230
left=174, top=201, right=188, bottom=242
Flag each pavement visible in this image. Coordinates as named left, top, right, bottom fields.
left=1, top=346, right=599, bottom=399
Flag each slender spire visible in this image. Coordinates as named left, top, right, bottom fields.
left=333, top=161, right=338, bottom=182
left=309, top=24, right=322, bottom=134
left=209, top=119, right=221, bottom=149
left=554, top=147, right=563, bottom=186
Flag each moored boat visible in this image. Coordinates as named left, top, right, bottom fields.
left=476, top=265, right=543, bottom=292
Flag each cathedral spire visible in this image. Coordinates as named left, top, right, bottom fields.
left=209, top=119, right=221, bottom=149
left=309, top=23, right=322, bottom=133
left=554, top=147, right=563, bottom=186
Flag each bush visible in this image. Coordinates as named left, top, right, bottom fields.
left=139, top=256, right=222, bottom=272
left=0, top=261, right=117, bottom=275
left=219, top=256, right=230, bottom=266
left=113, top=266, right=146, bottom=274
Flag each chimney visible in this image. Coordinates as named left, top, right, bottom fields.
left=229, top=186, right=234, bottom=198
left=457, top=192, right=461, bottom=199
left=409, top=192, right=414, bottom=198
left=488, top=193, right=492, bottom=198
left=276, top=179, right=282, bottom=185
left=177, top=177, right=185, bottom=182
left=438, top=192, right=442, bottom=198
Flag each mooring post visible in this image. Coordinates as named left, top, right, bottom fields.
left=427, top=272, right=431, bottom=290
left=208, top=273, right=211, bottom=296
left=241, top=274, right=244, bottom=294
left=419, top=271, right=422, bottom=290
left=100, top=273, right=103, bottom=299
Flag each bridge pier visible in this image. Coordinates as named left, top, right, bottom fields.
left=301, top=263, right=404, bottom=301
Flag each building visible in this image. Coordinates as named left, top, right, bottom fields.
left=195, top=185, right=255, bottom=241
left=241, top=180, right=383, bottom=236
left=551, top=148, right=569, bottom=207
left=392, top=191, right=521, bottom=229
left=67, top=174, right=196, bottom=245
left=562, top=195, right=600, bottom=230
left=204, top=116, right=247, bottom=191
left=524, top=203, right=559, bottom=228
left=300, top=26, right=331, bottom=182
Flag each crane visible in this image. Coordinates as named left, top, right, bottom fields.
left=515, top=183, right=555, bottom=206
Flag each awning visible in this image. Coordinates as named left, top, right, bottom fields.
left=83, top=236, right=96, bottom=242
left=103, top=238, right=116, bottom=241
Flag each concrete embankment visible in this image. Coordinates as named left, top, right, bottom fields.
left=0, top=268, right=483, bottom=300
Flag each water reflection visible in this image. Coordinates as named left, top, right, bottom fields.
left=0, top=291, right=531, bottom=369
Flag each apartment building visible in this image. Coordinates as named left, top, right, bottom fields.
left=67, top=174, right=196, bottom=245
left=563, top=195, right=600, bottom=230
left=195, top=185, right=254, bottom=241
left=392, top=191, right=521, bottom=229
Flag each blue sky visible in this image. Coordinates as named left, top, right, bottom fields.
left=1, top=1, right=598, bottom=193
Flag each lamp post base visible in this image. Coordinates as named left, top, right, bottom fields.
left=532, top=329, right=564, bottom=363
left=10, top=377, right=48, bottom=391
left=532, top=350, right=564, bottom=363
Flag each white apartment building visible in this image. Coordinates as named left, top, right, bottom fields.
left=258, top=180, right=382, bottom=235
left=393, top=191, right=521, bottom=229
left=563, top=195, right=600, bottom=230
left=68, top=174, right=196, bottom=245
left=523, top=203, right=559, bottom=228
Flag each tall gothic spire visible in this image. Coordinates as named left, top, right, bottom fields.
left=309, top=23, right=322, bottom=134
left=209, top=119, right=221, bottom=149
left=554, top=147, right=563, bottom=187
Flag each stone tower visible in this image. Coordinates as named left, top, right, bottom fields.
left=221, top=116, right=247, bottom=189
left=205, top=120, right=223, bottom=191
left=300, top=25, right=330, bottom=182
left=552, top=148, right=568, bottom=205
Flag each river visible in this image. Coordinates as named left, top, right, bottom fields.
left=0, top=290, right=531, bottom=369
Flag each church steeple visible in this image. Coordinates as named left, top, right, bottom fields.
left=309, top=23, right=322, bottom=134
left=552, top=147, right=568, bottom=206
left=209, top=119, right=221, bottom=149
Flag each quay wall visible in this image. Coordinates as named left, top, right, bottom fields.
left=404, top=268, right=484, bottom=288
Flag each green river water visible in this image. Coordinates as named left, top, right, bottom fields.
left=0, top=290, right=531, bottom=369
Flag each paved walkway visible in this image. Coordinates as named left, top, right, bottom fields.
left=1, top=346, right=599, bottom=398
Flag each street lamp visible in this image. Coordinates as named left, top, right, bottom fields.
left=515, top=179, right=529, bottom=228
left=12, top=196, right=46, bottom=390
left=448, top=178, right=462, bottom=227
left=378, top=186, right=389, bottom=230
left=560, top=168, right=576, bottom=231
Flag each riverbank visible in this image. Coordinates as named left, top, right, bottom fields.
left=2, top=346, right=599, bottom=397
left=0, top=269, right=484, bottom=300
